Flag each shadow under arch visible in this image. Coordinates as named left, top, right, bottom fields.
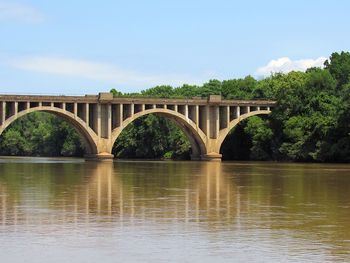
left=0, top=107, right=99, bottom=155
left=111, top=108, right=207, bottom=159
left=216, top=110, right=271, bottom=154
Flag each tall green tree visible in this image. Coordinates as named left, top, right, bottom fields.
left=324, top=51, right=350, bottom=89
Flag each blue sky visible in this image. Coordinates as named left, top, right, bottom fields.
left=1, top=0, right=350, bottom=95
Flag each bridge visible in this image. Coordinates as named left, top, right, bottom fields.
left=0, top=93, right=276, bottom=161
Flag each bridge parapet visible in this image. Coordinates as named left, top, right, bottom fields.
left=0, top=93, right=276, bottom=161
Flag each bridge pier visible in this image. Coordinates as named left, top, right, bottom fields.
left=201, top=153, right=223, bottom=162
left=85, top=153, right=114, bottom=161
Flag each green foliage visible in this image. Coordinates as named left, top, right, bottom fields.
left=244, top=116, right=273, bottom=160
left=0, top=112, right=84, bottom=157
left=325, top=51, right=350, bottom=88
left=1, top=129, right=28, bottom=155
left=200, top=79, right=222, bottom=97
left=113, top=115, right=190, bottom=159
left=174, top=84, right=202, bottom=98
left=222, top=76, right=257, bottom=99
left=271, top=65, right=343, bottom=162
left=110, top=88, right=123, bottom=97
left=141, top=85, right=175, bottom=98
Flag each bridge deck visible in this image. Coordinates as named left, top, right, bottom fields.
left=0, top=94, right=276, bottom=106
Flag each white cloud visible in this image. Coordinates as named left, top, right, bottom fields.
left=9, top=56, right=199, bottom=88
left=256, top=56, right=327, bottom=76
left=0, top=1, right=44, bottom=23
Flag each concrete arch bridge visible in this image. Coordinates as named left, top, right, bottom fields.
left=0, top=93, right=276, bottom=161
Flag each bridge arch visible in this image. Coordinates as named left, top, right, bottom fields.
left=0, top=107, right=99, bottom=155
left=215, top=110, right=271, bottom=154
left=110, top=108, right=207, bottom=159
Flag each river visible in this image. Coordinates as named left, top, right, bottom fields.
left=0, top=157, right=349, bottom=262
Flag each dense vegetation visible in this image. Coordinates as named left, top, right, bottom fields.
left=113, top=114, right=191, bottom=159
left=1, top=51, right=350, bottom=162
left=0, top=112, right=84, bottom=157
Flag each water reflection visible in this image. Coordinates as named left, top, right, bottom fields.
left=0, top=160, right=350, bottom=261
left=0, top=162, right=243, bottom=230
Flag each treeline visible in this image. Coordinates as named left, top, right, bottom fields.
left=1, top=51, right=350, bottom=162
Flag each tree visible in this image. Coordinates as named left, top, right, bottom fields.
left=222, top=76, right=257, bottom=99
left=141, top=85, right=174, bottom=98
left=110, top=89, right=123, bottom=97
left=244, top=116, right=273, bottom=160
left=199, top=79, right=222, bottom=97
left=0, top=129, right=27, bottom=155
left=324, top=51, right=350, bottom=89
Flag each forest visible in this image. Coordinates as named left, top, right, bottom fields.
left=1, top=51, right=350, bottom=162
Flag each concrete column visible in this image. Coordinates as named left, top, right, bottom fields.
left=14, top=102, right=18, bottom=116
left=195, top=105, right=199, bottom=126
left=267, top=106, right=270, bottom=111
left=174, top=104, right=178, bottom=112
left=119, top=104, right=123, bottom=124
left=215, top=106, right=219, bottom=138
left=26, top=101, right=30, bottom=110
left=152, top=104, right=156, bottom=109
left=38, top=102, right=42, bottom=107
left=206, top=106, right=210, bottom=136
left=62, top=102, right=66, bottom=111
left=131, top=103, right=134, bottom=116
left=236, top=106, right=240, bottom=118
left=185, top=105, right=189, bottom=121
left=257, top=106, right=260, bottom=111
left=164, top=104, right=168, bottom=109
left=247, top=106, right=250, bottom=113
left=85, top=104, right=90, bottom=127
left=97, top=104, right=101, bottom=136
left=141, top=104, right=145, bottom=111
left=0, top=102, right=5, bottom=124
left=50, top=102, right=54, bottom=107
left=74, top=103, right=78, bottom=117
left=226, top=106, right=230, bottom=128
left=107, top=104, right=112, bottom=139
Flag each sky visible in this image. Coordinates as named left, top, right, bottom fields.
left=0, top=0, right=350, bottom=95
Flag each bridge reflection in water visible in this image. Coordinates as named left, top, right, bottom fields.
left=0, top=160, right=350, bottom=259
left=0, top=161, right=244, bottom=226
